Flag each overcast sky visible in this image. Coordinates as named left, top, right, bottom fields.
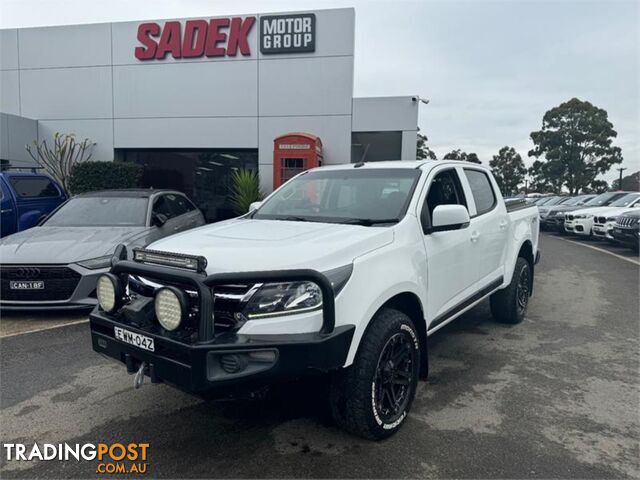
left=1, top=0, right=638, bottom=183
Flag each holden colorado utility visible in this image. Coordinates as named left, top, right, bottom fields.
left=89, top=161, right=540, bottom=440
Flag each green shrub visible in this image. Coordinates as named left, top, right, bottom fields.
left=69, top=161, right=143, bottom=194
left=230, top=169, right=263, bottom=215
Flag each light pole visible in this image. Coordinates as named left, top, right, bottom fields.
left=616, top=167, right=627, bottom=190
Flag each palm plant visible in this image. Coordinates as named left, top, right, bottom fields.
left=230, top=169, right=263, bottom=215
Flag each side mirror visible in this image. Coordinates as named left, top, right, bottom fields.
left=428, top=205, right=470, bottom=234
left=249, top=201, right=262, bottom=212
left=152, top=213, right=168, bottom=227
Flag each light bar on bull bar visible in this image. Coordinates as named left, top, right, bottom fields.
left=133, top=248, right=208, bottom=273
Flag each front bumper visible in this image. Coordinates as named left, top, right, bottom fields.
left=611, top=226, right=640, bottom=248
left=91, top=311, right=354, bottom=395
left=89, top=259, right=352, bottom=396
left=565, top=218, right=592, bottom=235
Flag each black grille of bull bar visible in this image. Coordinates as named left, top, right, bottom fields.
left=0, top=266, right=81, bottom=301
left=129, top=277, right=255, bottom=333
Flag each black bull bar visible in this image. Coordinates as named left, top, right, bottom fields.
left=108, top=259, right=336, bottom=341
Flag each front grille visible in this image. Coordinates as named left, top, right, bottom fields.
left=596, top=216, right=607, bottom=224
left=213, top=284, right=255, bottom=330
left=1, top=266, right=81, bottom=301
left=567, top=214, right=574, bottom=221
left=616, top=216, right=639, bottom=228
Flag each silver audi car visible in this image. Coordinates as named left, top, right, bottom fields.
left=0, top=189, right=205, bottom=310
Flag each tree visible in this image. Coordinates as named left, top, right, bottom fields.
left=612, top=171, right=640, bottom=191
left=582, top=179, right=609, bottom=194
left=489, top=146, right=526, bottom=196
left=528, top=98, right=623, bottom=195
left=416, top=130, right=437, bottom=160
left=26, top=132, right=95, bottom=194
left=443, top=149, right=481, bottom=164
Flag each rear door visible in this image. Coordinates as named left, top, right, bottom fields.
left=0, top=177, right=17, bottom=237
left=419, top=166, right=477, bottom=326
left=461, top=168, right=509, bottom=288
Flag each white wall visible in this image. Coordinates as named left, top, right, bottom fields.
left=0, top=9, right=418, bottom=187
left=352, top=96, right=419, bottom=160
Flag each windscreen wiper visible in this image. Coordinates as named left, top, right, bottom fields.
left=335, top=218, right=400, bottom=226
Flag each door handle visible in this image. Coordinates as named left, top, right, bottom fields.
left=1, top=209, right=13, bottom=214
left=499, top=220, right=508, bottom=230
left=470, top=231, right=480, bottom=242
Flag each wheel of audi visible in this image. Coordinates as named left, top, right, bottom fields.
left=329, top=308, right=420, bottom=440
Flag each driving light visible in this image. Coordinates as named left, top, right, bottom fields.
left=134, top=248, right=207, bottom=272
left=78, top=255, right=112, bottom=270
left=155, top=287, right=186, bottom=331
left=97, top=274, right=122, bottom=313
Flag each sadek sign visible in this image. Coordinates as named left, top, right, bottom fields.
left=134, top=13, right=316, bottom=60
left=134, top=17, right=256, bottom=60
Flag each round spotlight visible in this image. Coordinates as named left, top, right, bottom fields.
left=97, top=274, right=122, bottom=313
left=155, top=287, right=186, bottom=331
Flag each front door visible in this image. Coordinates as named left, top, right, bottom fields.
left=419, top=167, right=477, bottom=329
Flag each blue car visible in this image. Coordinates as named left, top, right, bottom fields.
left=0, top=172, right=67, bottom=238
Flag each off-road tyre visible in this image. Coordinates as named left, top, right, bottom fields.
left=329, top=308, right=420, bottom=440
left=490, top=257, right=531, bottom=324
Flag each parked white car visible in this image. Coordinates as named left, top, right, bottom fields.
left=89, top=161, right=540, bottom=440
left=591, top=193, right=640, bottom=239
left=565, top=192, right=638, bottom=236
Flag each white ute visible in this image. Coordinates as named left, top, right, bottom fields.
left=90, top=160, right=540, bottom=440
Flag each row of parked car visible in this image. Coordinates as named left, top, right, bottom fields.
left=531, top=191, right=640, bottom=251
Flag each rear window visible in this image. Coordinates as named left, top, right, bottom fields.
left=464, top=169, right=496, bottom=215
left=9, top=177, right=59, bottom=198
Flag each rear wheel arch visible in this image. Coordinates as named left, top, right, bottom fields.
left=516, top=240, right=534, bottom=294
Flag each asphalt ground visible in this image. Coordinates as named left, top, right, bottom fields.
left=0, top=233, right=638, bottom=478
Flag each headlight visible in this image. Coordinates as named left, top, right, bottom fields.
left=574, top=214, right=590, bottom=219
left=97, top=274, right=123, bottom=313
left=243, top=281, right=323, bottom=319
left=78, top=255, right=112, bottom=270
left=241, top=265, right=352, bottom=320
left=155, top=287, right=186, bottom=331
left=606, top=217, right=618, bottom=222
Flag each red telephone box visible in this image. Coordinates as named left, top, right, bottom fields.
left=273, top=133, right=323, bottom=189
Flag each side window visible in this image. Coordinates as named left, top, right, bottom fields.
left=153, top=195, right=174, bottom=219
left=9, top=177, right=59, bottom=198
left=464, top=169, right=496, bottom=216
left=421, top=169, right=467, bottom=229
left=170, top=195, right=195, bottom=216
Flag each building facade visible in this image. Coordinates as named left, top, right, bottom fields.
left=0, top=8, right=419, bottom=221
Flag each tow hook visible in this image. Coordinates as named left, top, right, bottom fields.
left=134, top=362, right=147, bottom=389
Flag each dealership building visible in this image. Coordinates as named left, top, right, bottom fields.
left=0, top=8, right=420, bottom=221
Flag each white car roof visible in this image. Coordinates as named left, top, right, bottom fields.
left=313, top=160, right=488, bottom=171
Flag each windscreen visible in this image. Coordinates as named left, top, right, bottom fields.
left=536, top=197, right=556, bottom=205
left=543, top=197, right=567, bottom=206
left=609, top=193, right=640, bottom=207
left=44, top=197, right=149, bottom=227
left=253, top=168, right=422, bottom=225
left=584, top=192, right=627, bottom=207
